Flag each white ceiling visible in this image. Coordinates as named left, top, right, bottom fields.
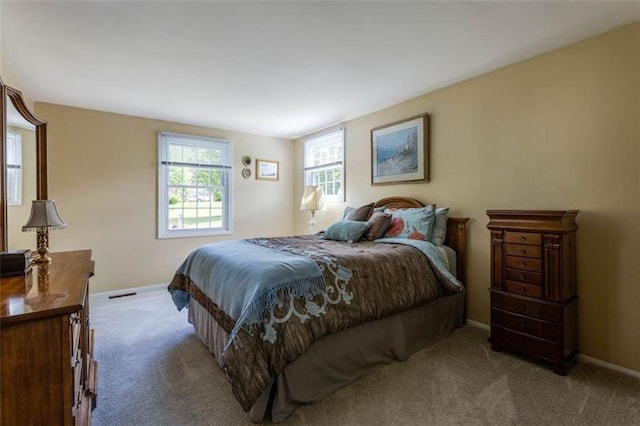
left=2, top=1, right=639, bottom=139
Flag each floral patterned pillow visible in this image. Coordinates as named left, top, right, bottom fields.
left=382, top=206, right=435, bottom=241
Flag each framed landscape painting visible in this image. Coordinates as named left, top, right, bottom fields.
left=371, top=113, right=429, bottom=185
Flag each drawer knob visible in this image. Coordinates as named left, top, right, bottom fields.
left=520, top=261, right=526, bottom=268
left=519, top=288, right=527, bottom=294
left=519, top=236, right=526, bottom=242
left=520, top=249, right=527, bottom=255
left=520, top=274, right=526, bottom=281
left=520, top=321, right=527, bottom=329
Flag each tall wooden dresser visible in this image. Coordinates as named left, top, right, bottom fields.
left=486, top=211, right=579, bottom=375
left=1, top=250, right=97, bottom=425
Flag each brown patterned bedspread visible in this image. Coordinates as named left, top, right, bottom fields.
left=168, top=235, right=450, bottom=411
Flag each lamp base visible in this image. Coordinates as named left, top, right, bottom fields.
left=33, top=253, right=52, bottom=266
left=34, top=230, right=53, bottom=265
left=308, top=211, right=318, bottom=235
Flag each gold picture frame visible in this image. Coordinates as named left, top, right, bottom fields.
left=371, top=113, right=429, bottom=185
left=256, top=159, right=279, bottom=181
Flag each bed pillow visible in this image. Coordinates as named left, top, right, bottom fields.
left=323, top=220, right=369, bottom=243
left=342, top=203, right=375, bottom=221
left=431, top=207, right=450, bottom=246
left=382, top=206, right=435, bottom=241
left=364, top=211, right=392, bottom=241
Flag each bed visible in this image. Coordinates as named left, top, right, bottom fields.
left=168, top=196, right=469, bottom=422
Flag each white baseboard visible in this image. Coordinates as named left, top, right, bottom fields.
left=465, top=319, right=640, bottom=379
left=90, top=283, right=167, bottom=304
left=466, top=319, right=490, bottom=330
left=579, top=354, right=640, bottom=379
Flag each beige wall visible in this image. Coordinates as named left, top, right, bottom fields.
left=32, top=104, right=294, bottom=293
left=294, top=23, right=640, bottom=372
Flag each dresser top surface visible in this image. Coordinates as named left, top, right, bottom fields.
left=1, top=250, right=93, bottom=323
left=486, top=210, right=579, bottom=232
left=486, top=209, right=579, bottom=216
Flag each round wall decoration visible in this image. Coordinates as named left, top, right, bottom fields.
left=241, top=155, right=252, bottom=166
left=242, top=168, right=252, bottom=179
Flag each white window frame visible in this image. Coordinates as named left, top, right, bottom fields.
left=303, top=128, right=345, bottom=202
left=158, top=132, right=233, bottom=239
left=6, top=131, right=22, bottom=206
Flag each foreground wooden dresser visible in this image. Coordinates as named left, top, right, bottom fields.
left=487, top=211, right=579, bottom=375
left=1, top=250, right=97, bottom=425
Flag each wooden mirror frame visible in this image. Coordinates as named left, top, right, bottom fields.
left=0, top=76, right=48, bottom=251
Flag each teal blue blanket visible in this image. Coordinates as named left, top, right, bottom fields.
left=169, top=239, right=326, bottom=347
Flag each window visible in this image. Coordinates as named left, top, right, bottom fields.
left=6, top=132, right=22, bottom=206
left=303, top=129, right=345, bottom=202
left=158, top=132, right=232, bottom=238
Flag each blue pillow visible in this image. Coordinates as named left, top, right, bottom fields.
left=323, top=220, right=369, bottom=243
left=431, top=207, right=449, bottom=245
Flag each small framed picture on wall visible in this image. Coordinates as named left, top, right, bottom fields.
left=256, top=159, right=279, bottom=181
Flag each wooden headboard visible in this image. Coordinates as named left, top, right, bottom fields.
left=373, top=196, right=470, bottom=284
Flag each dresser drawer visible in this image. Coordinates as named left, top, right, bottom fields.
left=505, top=268, right=542, bottom=285
left=506, top=281, right=543, bottom=298
left=491, top=291, right=562, bottom=323
left=492, top=309, right=542, bottom=336
left=491, top=326, right=563, bottom=362
left=507, top=329, right=542, bottom=355
left=505, top=256, right=542, bottom=272
left=493, top=291, right=541, bottom=318
left=491, top=309, right=563, bottom=343
left=72, top=357, right=83, bottom=418
left=505, top=243, right=542, bottom=259
left=491, top=326, right=541, bottom=354
left=504, top=231, right=541, bottom=246
left=70, top=313, right=81, bottom=364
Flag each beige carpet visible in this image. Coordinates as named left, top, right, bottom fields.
left=90, top=287, right=639, bottom=425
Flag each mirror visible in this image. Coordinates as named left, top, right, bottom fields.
left=6, top=101, right=36, bottom=250
left=0, top=77, right=48, bottom=251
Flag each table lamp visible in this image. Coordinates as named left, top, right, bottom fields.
left=22, top=200, right=67, bottom=265
left=300, top=186, right=325, bottom=234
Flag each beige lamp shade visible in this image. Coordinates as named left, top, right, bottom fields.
left=22, top=200, right=67, bottom=232
left=300, top=186, right=326, bottom=212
